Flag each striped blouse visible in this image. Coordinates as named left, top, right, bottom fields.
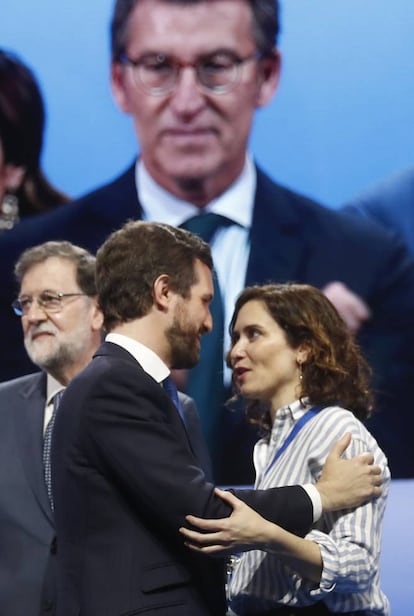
left=228, top=400, right=390, bottom=615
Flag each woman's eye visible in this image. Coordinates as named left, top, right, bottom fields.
left=248, top=328, right=261, bottom=340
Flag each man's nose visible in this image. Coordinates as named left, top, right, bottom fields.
left=25, top=300, right=48, bottom=322
left=204, top=307, right=213, bottom=333
left=169, top=66, right=206, bottom=116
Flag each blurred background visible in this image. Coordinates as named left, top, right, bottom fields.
left=2, top=0, right=413, bottom=207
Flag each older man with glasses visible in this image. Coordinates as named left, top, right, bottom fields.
left=0, top=240, right=103, bottom=616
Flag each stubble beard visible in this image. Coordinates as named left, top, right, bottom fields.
left=174, top=175, right=210, bottom=207
left=165, top=316, right=201, bottom=370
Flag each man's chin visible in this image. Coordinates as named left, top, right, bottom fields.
left=160, top=155, right=219, bottom=185
left=25, top=345, right=56, bottom=369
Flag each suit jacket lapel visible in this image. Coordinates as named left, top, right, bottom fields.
left=96, top=342, right=195, bottom=454
left=246, top=167, right=306, bottom=286
left=13, top=372, right=53, bottom=523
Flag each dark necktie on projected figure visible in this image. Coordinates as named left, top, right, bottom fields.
left=181, top=213, right=232, bottom=479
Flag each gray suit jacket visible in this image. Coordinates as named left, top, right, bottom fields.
left=0, top=372, right=56, bottom=615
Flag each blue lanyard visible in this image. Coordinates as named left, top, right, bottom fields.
left=264, top=405, right=324, bottom=478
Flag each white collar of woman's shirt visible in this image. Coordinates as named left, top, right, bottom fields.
left=136, top=154, right=255, bottom=230
left=254, top=398, right=312, bottom=460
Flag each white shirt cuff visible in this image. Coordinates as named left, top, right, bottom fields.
left=303, top=483, right=322, bottom=522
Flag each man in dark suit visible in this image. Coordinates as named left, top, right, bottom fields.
left=1, top=0, right=414, bottom=481
left=51, top=221, right=382, bottom=616
left=0, top=241, right=103, bottom=615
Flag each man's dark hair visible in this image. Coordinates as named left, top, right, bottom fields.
left=111, top=0, right=279, bottom=62
left=15, top=241, right=97, bottom=296
left=96, top=220, right=213, bottom=330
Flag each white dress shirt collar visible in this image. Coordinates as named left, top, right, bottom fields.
left=279, top=397, right=312, bottom=422
left=46, top=374, right=65, bottom=406
left=44, top=374, right=66, bottom=432
left=136, top=155, right=256, bottom=229
left=105, top=332, right=169, bottom=384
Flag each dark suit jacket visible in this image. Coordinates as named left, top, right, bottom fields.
left=51, top=342, right=312, bottom=616
left=0, top=364, right=212, bottom=616
left=0, top=372, right=56, bottom=615
left=1, top=162, right=414, bottom=478
left=179, top=392, right=213, bottom=482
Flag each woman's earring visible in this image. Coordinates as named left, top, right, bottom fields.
left=0, top=192, right=19, bottom=230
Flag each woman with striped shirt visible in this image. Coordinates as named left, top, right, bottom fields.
left=181, top=283, right=390, bottom=615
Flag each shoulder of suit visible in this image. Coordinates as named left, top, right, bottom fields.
left=87, top=342, right=154, bottom=385
left=0, top=163, right=138, bottom=254
left=255, top=165, right=402, bottom=246
left=71, top=163, right=136, bottom=206
left=255, top=165, right=330, bottom=215
left=0, top=371, right=45, bottom=396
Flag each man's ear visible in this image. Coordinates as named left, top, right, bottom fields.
left=90, top=298, right=104, bottom=332
left=111, top=62, right=132, bottom=113
left=152, top=274, right=172, bottom=311
left=255, top=49, right=282, bottom=108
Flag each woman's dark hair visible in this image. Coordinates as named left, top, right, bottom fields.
left=0, top=49, right=68, bottom=217
left=228, top=283, right=374, bottom=436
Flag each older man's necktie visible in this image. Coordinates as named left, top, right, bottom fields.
left=181, top=214, right=232, bottom=476
left=43, top=389, right=64, bottom=510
